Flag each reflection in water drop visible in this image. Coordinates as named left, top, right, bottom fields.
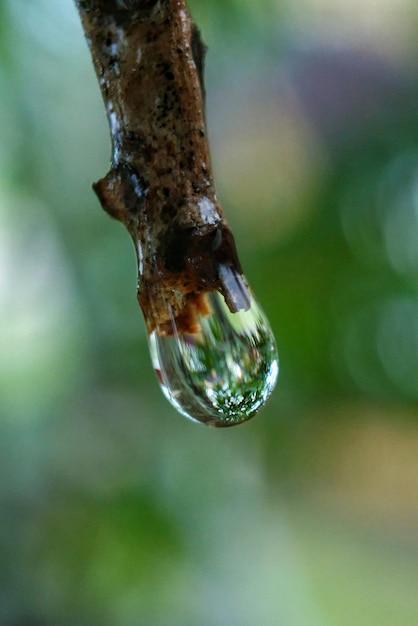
left=149, top=289, right=278, bottom=427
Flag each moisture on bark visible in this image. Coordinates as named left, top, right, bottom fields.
left=75, top=0, right=249, bottom=335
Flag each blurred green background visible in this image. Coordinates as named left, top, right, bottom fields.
left=1, top=1, right=418, bottom=624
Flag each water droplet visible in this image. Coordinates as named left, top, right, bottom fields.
left=148, top=283, right=278, bottom=427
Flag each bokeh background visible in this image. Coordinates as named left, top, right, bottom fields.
left=1, top=0, right=418, bottom=624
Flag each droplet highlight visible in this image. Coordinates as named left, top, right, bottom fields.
left=148, top=286, right=278, bottom=427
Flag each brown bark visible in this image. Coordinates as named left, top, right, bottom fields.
left=75, top=0, right=250, bottom=335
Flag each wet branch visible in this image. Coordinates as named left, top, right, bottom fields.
left=75, top=0, right=248, bottom=335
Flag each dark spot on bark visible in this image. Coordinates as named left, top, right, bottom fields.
left=163, top=227, right=193, bottom=272
left=163, top=225, right=242, bottom=290
left=118, top=0, right=159, bottom=9
left=124, top=130, right=142, bottom=144
left=161, top=204, right=177, bottom=223
left=191, top=24, right=207, bottom=98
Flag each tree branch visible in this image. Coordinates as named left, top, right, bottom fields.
left=75, top=0, right=249, bottom=336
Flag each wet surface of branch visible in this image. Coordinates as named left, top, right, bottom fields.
left=76, top=0, right=248, bottom=335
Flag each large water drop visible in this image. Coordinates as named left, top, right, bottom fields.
left=148, top=285, right=278, bottom=427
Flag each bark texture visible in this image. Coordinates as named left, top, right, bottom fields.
left=76, top=0, right=249, bottom=335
